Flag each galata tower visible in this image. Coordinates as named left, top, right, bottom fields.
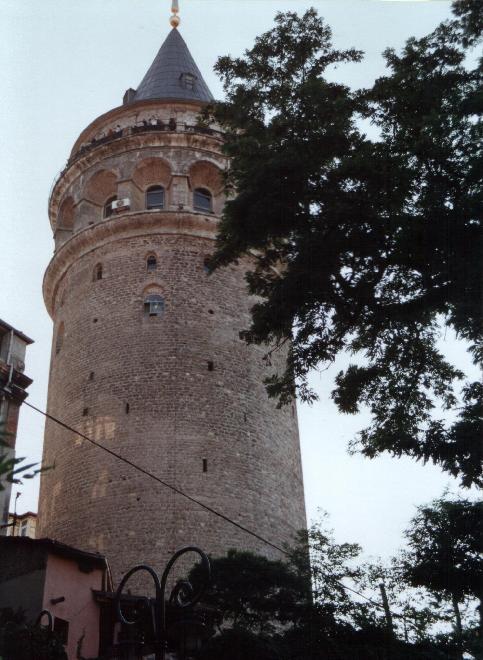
left=38, top=4, right=306, bottom=582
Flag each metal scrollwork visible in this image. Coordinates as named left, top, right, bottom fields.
left=115, top=546, right=211, bottom=660
left=35, top=609, right=54, bottom=632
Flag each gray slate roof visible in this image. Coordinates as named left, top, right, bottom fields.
left=134, top=28, right=213, bottom=103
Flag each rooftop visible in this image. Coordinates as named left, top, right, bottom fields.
left=0, top=536, right=108, bottom=570
left=132, top=27, right=213, bottom=104
left=0, top=318, right=34, bottom=345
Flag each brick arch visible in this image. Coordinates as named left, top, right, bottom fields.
left=58, top=196, right=75, bottom=230
left=132, top=157, right=171, bottom=190
left=142, top=282, right=165, bottom=296
left=84, top=170, right=117, bottom=205
left=188, top=160, right=224, bottom=195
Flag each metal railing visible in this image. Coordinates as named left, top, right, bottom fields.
left=48, top=122, right=224, bottom=214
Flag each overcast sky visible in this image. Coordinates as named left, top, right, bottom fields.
left=1, top=0, right=478, bottom=560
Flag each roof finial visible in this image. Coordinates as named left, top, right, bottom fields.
left=170, top=0, right=180, bottom=28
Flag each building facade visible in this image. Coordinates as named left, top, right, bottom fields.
left=0, top=319, right=33, bottom=533
left=0, top=536, right=109, bottom=659
left=38, top=16, right=306, bottom=583
left=6, top=510, right=37, bottom=538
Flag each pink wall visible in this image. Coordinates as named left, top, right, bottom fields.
left=42, top=553, right=104, bottom=659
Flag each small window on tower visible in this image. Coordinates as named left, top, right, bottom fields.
left=194, top=188, right=212, bottom=213
left=146, top=186, right=165, bottom=210
left=93, top=263, right=103, bottom=281
left=104, top=196, right=117, bottom=218
left=144, top=294, right=165, bottom=317
left=146, top=255, right=157, bottom=272
left=180, top=72, right=196, bottom=90
left=55, top=322, right=65, bottom=355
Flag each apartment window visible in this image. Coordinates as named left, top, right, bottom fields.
left=54, top=618, right=69, bottom=645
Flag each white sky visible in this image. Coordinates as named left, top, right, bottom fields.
left=1, top=0, right=477, bottom=560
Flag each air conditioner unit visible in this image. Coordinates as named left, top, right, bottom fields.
left=111, top=198, right=130, bottom=212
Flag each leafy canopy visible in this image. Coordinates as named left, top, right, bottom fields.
left=402, top=497, right=483, bottom=605
left=206, top=3, right=482, bottom=487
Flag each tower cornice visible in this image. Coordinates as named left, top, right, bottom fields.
left=49, top=124, right=226, bottom=231
left=70, top=99, right=214, bottom=156
left=43, top=210, right=220, bottom=317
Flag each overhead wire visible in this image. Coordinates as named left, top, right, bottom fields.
left=22, top=398, right=408, bottom=621
left=23, top=399, right=286, bottom=556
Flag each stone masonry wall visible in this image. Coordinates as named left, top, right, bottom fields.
left=38, top=102, right=307, bottom=585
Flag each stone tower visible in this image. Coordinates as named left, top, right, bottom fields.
left=38, top=12, right=306, bottom=582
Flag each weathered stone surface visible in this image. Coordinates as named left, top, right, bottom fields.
left=38, top=100, right=307, bottom=584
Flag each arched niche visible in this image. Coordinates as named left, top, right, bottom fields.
left=188, top=160, right=223, bottom=195
left=58, top=196, right=75, bottom=230
left=188, top=160, right=224, bottom=215
left=132, top=157, right=171, bottom=190
left=84, top=169, right=118, bottom=205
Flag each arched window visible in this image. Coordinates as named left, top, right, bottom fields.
left=146, top=185, right=164, bottom=210
left=193, top=188, right=212, bottom=213
left=93, top=263, right=103, bottom=281
left=144, top=294, right=164, bottom=317
left=146, top=255, right=157, bottom=272
left=55, top=322, right=65, bottom=355
left=104, top=196, right=117, bottom=218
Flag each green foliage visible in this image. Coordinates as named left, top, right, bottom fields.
left=189, top=516, right=462, bottom=659
left=205, top=3, right=482, bottom=487
left=401, top=497, right=482, bottom=658
left=402, top=497, right=482, bottom=604
left=289, top=516, right=366, bottom=627
left=196, top=628, right=282, bottom=660
left=0, top=424, right=42, bottom=492
left=0, top=608, right=67, bottom=660
left=189, top=548, right=308, bottom=634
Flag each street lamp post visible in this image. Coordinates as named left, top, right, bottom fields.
left=115, top=546, right=211, bottom=660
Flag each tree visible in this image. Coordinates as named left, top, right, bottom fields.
left=206, top=3, right=482, bottom=486
left=0, top=608, right=67, bottom=660
left=0, top=424, right=41, bottom=492
left=189, top=548, right=309, bottom=635
left=402, top=497, right=483, bottom=658
left=189, top=518, right=456, bottom=659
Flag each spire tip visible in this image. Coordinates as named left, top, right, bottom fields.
left=170, top=0, right=180, bottom=28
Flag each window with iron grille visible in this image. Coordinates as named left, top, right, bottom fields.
left=144, top=294, right=165, bottom=317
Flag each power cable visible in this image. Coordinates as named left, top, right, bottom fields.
left=23, top=400, right=286, bottom=556
left=23, top=398, right=407, bottom=621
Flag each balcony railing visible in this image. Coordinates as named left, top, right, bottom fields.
left=49, top=122, right=224, bottom=211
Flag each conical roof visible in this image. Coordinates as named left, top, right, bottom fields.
left=133, top=28, right=213, bottom=103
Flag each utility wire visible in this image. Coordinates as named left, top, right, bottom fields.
left=23, top=399, right=406, bottom=620
left=23, top=400, right=286, bottom=556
